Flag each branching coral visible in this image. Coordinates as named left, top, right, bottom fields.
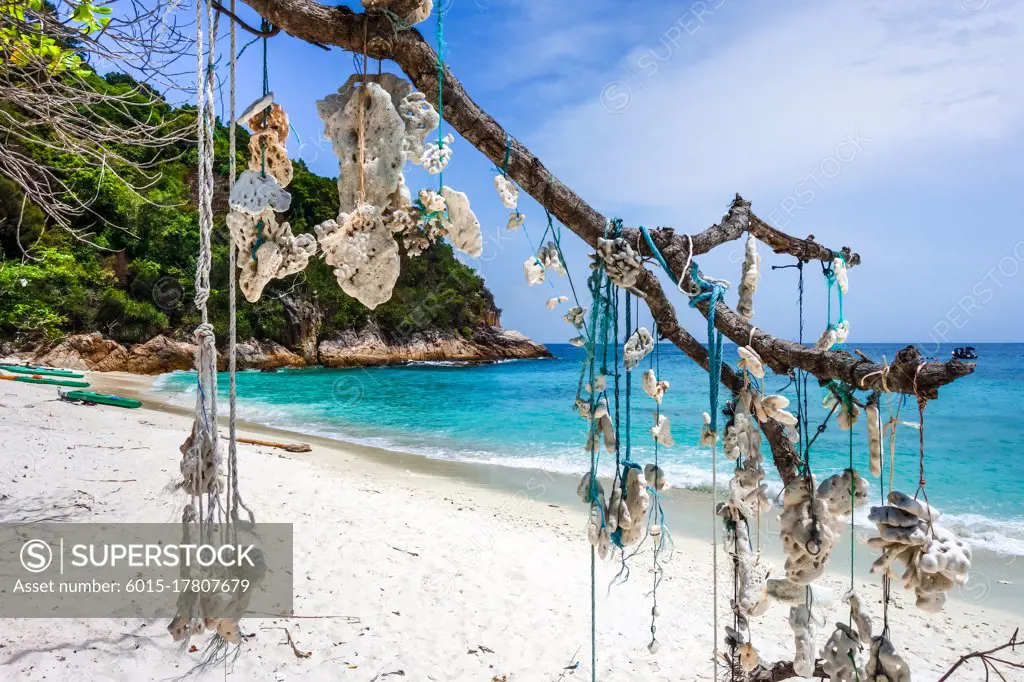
left=591, top=237, right=642, bottom=288
left=868, top=490, right=971, bottom=613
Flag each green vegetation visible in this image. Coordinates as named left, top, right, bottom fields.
left=0, top=72, right=500, bottom=354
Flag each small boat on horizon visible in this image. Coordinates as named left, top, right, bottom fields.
left=952, top=346, right=978, bottom=360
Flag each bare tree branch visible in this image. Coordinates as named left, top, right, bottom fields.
left=236, top=0, right=974, bottom=401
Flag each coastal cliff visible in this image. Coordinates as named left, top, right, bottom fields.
left=20, top=327, right=549, bottom=375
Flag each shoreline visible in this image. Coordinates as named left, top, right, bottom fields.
left=95, top=371, right=1024, bottom=615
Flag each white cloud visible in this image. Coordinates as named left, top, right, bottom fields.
left=533, top=0, right=1024, bottom=209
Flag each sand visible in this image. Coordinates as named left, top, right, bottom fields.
left=0, top=372, right=1020, bottom=681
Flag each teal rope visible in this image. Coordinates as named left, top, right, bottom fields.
left=435, top=1, right=446, bottom=192
left=688, top=262, right=726, bottom=432
left=259, top=19, right=270, bottom=179
left=639, top=226, right=678, bottom=287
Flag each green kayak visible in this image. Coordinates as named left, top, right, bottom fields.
left=0, top=375, right=90, bottom=388
left=64, top=390, right=142, bottom=409
left=0, top=364, right=85, bottom=378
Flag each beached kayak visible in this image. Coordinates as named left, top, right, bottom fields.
left=63, top=390, right=142, bottom=409
left=0, top=364, right=85, bottom=378
left=0, top=374, right=90, bottom=388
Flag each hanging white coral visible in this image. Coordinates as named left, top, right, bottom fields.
left=440, top=186, right=482, bottom=257
left=229, top=170, right=291, bottom=215
left=623, top=327, right=654, bottom=370
left=591, top=237, right=642, bottom=288
left=737, top=234, right=760, bottom=321
left=651, top=413, right=675, bottom=447
left=546, top=296, right=568, bottom=310
left=524, top=256, right=545, bottom=286
left=642, top=368, right=669, bottom=404
left=421, top=133, right=454, bottom=174
left=867, top=491, right=971, bottom=613
left=737, top=345, right=765, bottom=378
left=833, top=255, right=849, bottom=294
left=398, top=91, right=439, bottom=165
left=507, top=212, right=525, bottom=230
left=538, top=241, right=567, bottom=276
left=316, top=204, right=400, bottom=310
left=493, top=174, right=519, bottom=209
left=563, top=305, right=586, bottom=328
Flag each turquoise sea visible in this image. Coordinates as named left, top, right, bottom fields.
left=153, top=342, right=1024, bottom=555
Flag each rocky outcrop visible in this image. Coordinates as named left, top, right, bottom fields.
left=26, top=326, right=546, bottom=374
left=31, top=333, right=305, bottom=374
left=318, top=325, right=551, bottom=367
left=31, top=332, right=130, bottom=371
left=124, top=335, right=195, bottom=374
left=233, top=339, right=306, bottom=370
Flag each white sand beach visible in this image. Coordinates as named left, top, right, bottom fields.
left=0, top=374, right=1020, bottom=681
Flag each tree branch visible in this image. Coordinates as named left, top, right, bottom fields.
left=238, top=0, right=974, bottom=400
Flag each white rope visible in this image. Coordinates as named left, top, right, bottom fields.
left=227, top=0, right=238, bottom=526
left=226, top=0, right=254, bottom=526
left=189, top=0, right=219, bottom=529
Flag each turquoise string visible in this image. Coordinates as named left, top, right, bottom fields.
left=435, top=1, right=446, bottom=192
left=688, top=262, right=725, bottom=432
left=639, top=226, right=678, bottom=287
left=638, top=225, right=724, bottom=430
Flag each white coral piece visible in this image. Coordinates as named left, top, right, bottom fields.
left=737, top=345, right=765, bottom=378
left=418, top=188, right=446, bottom=214
left=833, top=256, right=849, bottom=294
left=591, top=237, right=642, bottom=288
left=699, top=411, right=717, bottom=447
left=398, top=91, right=439, bottom=165
left=317, top=81, right=406, bottom=214
left=506, top=211, right=525, bottom=230
left=421, top=133, right=454, bottom=174
left=867, top=490, right=970, bottom=613
left=651, top=414, right=674, bottom=447
left=546, top=296, right=568, bottom=310
left=440, top=186, right=482, bottom=257
left=623, top=327, right=654, bottom=370
left=821, top=622, right=867, bottom=682
left=524, top=256, right=545, bottom=286
left=789, top=604, right=816, bottom=678
left=642, top=369, right=669, bottom=404
left=316, top=204, right=399, bottom=310
left=563, top=305, right=586, bottom=328
left=867, top=636, right=911, bottom=682
left=737, top=234, right=760, bottom=321
left=780, top=475, right=837, bottom=585
left=227, top=209, right=315, bottom=302
left=538, top=241, right=566, bottom=276
left=493, top=174, right=519, bottom=209
left=866, top=400, right=882, bottom=477
left=229, top=170, right=291, bottom=215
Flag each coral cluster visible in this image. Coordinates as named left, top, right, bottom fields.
left=868, top=490, right=971, bottom=612
left=313, top=77, right=483, bottom=307
left=225, top=99, right=315, bottom=303
left=591, top=237, right=642, bottom=288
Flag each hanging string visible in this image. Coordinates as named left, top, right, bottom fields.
left=227, top=0, right=237, bottom=526
left=434, top=0, right=446, bottom=192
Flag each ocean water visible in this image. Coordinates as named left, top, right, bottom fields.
left=153, top=342, right=1024, bottom=555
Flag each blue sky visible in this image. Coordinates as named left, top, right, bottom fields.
left=194, top=0, right=1024, bottom=345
